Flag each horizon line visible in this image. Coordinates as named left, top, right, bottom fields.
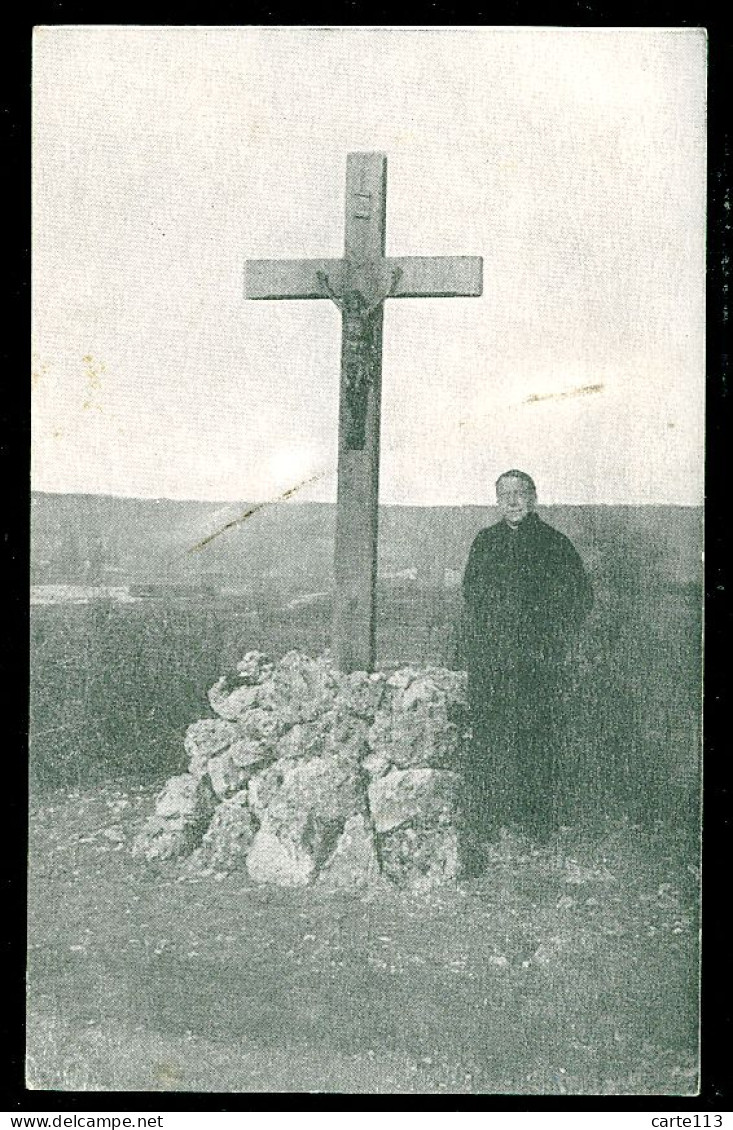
left=30, top=489, right=703, bottom=509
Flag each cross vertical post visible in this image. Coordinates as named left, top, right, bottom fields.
left=244, top=152, right=483, bottom=673
left=332, top=152, right=387, bottom=673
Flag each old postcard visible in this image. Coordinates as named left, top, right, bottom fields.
left=30, top=26, right=705, bottom=1095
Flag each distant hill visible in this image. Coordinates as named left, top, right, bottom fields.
left=30, top=492, right=702, bottom=594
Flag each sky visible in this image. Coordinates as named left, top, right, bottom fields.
left=32, top=26, right=706, bottom=505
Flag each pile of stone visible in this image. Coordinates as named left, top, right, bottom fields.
left=134, top=651, right=470, bottom=890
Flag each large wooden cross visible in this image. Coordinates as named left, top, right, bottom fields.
left=245, top=152, right=483, bottom=672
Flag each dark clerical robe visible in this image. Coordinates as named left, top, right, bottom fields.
left=460, top=512, right=593, bottom=837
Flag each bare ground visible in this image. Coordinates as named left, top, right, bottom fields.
left=27, top=780, right=699, bottom=1095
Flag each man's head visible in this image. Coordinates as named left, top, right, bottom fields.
left=495, top=470, right=537, bottom=528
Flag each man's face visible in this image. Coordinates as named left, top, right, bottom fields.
left=496, top=476, right=536, bottom=527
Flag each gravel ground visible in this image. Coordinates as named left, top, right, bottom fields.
left=27, top=780, right=699, bottom=1095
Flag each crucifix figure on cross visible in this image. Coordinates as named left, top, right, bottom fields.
left=316, top=265, right=404, bottom=450
left=245, top=151, right=483, bottom=673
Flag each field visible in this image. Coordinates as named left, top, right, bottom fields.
left=27, top=578, right=701, bottom=1095
left=28, top=779, right=698, bottom=1095
left=30, top=576, right=701, bottom=804
left=28, top=495, right=703, bottom=1094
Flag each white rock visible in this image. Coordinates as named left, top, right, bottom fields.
left=274, top=719, right=328, bottom=761
left=196, top=792, right=256, bottom=871
left=136, top=776, right=216, bottom=862
left=236, top=651, right=274, bottom=684
left=137, top=655, right=472, bottom=886
left=246, top=819, right=316, bottom=886
left=317, top=814, right=381, bottom=891
left=324, top=712, right=370, bottom=762
left=335, top=670, right=386, bottom=719
left=368, top=768, right=462, bottom=834
left=266, top=653, right=339, bottom=725
left=246, top=753, right=365, bottom=880
left=237, top=707, right=285, bottom=750
left=184, top=719, right=240, bottom=776
left=249, top=754, right=363, bottom=826
left=208, top=677, right=263, bottom=720
left=227, top=737, right=272, bottom=772
left=154, top=774, right=215, bottom=821
left=379, top=823, right=463, bottom=889
left=362, top=750, right=391, bottom=778
left=386, top=666, right=422, bottom=691
left=206, top=752, right=246, bottom=799
left=132, top=821, right=189, bottom=862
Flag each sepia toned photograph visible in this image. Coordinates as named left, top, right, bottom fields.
left=30, top=26, right=705, bottom=1095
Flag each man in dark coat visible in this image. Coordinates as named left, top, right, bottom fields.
left=460, top=470, right=593, bottom=841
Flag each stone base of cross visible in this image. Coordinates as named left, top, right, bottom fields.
left=246, top=152, right=483, bottom=672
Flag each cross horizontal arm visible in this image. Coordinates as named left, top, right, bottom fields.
left=385, top=256, right=483, bottom=298
left=245, top=259, right=344, bottom=300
